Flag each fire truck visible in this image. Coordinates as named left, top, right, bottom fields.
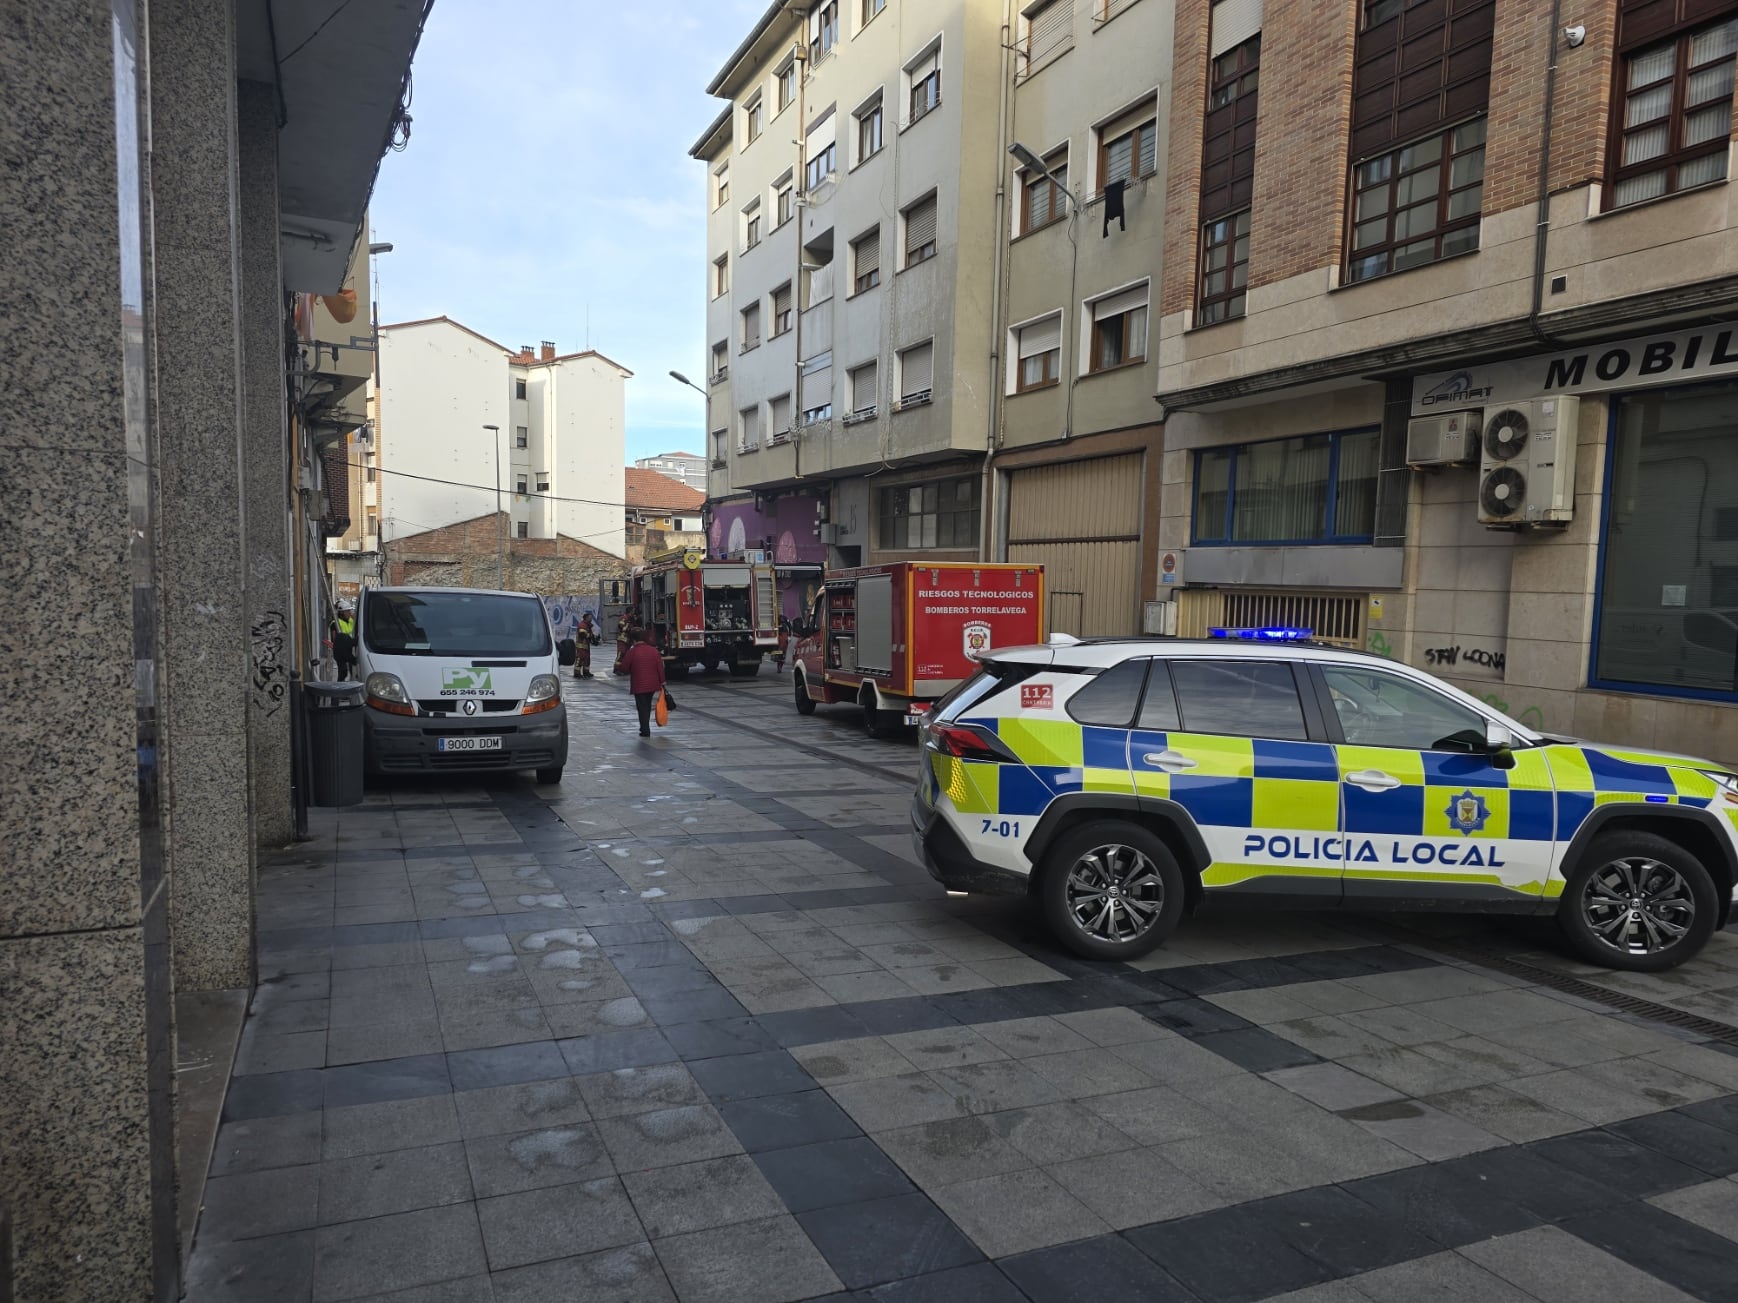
left=790, top=562, right=1045, bottom=735
left=629, top=549, right=779, bottom=675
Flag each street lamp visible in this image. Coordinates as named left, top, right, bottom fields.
left=483, top=423, right=502, bottom=587
left=1008, top=143, right=1081, bottom=215
left=669, top=369, right=707, bottom=397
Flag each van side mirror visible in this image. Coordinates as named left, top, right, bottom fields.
left=1485, top=720, right=1518, bottom=769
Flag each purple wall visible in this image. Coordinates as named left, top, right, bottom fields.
left=709, top=493, right=826, bottom=566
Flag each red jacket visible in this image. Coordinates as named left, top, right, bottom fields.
left=622, top=641, right=666, bottom=695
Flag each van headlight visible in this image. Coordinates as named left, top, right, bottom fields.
left=365, top=673, right=415, bottom=716
left=522, top=674, right=562, bottom=714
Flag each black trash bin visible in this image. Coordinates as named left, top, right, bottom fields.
left=306, top=681, right=366, bottom=806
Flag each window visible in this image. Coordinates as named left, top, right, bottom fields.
left=1170, top=660, right=1308, bottom=740
left=1321, top=667, right=1488, bottom=751
left=1595, top=379, right=1738, bottom=695
left=856, top=97, right=884, bottom=162
left=800, top=355, right=832, bottom=423
left=903, top=194, right=937, bottom=266
left=907, top=47, right=941, bottom=124
left=1013, top=314, right=1061, bottom=392
left=516, top=426, right=529, bottom=448
left=777, top=60, right=797, bottom=111
left=712, top=254, right=729, bottom=299
left=776, top=175, right=795, bottom=226
left=365, top=508, right=378, bottom=535
left=1209, top=32, right=1260, bottom=110
left=536, top=475, right=549, bottom=493
left=516, top=521, right=529, bottom=539
left=711, top=428, right=728, bottom=467
left=738, top=405, right=760, bottom=452
left=516, top=475, right=528, bottom=494
left=1097, top=101, right=1157, bottom=189
left=1200, top=30, right=1260, bottom=221
left=878, top=476, right=980, bottom=549
left=1065, top=658, right=1150, bottom=727
left=803, top=252, right=835, bottom=307
left=745, top=94, right=764, bottom=144
left=771, top=283, right=793, bottom=336
left=713, top=163, right=729, bottom=209
left=1192, top=428, right=1380, bottom=545
left=1020, top=148, right=1068, bottom=234
left=366, top=465, right=377, bottom=482
left=710, top=340, right=728, bottom=381
left=810, top=0, right=838, bottom=62
left=851, top=227, right=881, bottom=292
left=515, top=378, right=527, bottom=400
left=1198, top=211, right=1250, bottom=325
left=862, top=0, right=885, bottom=25
left=769, top=393, right=792, bottom=438
left=744, top=200, right=762, bottom=250
left=1610, top=17, right=1737, bottom=209
left=898, top=341, right=934, bottom=405
left=1350, top=0, right=1494, bottom=160
left=849, top=360, right=878, bottom=415
left=1021, top=0, right=1071, bottom=65
left=1347, top=119, right=1484, bottom=283
left=740, top=302, right=761, bottom=352
left=1087, top=284, right=1148, bottom=373
left=806, top=113, right=838, bottom=190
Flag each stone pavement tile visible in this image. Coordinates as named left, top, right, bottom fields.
left=637, top=987, right=750, bottom=1026
left=1262, top=1113, right=1420, bottom=1185
left=1020, top=1046, right=1156, bottom=1098
left=199, top=1166, right=321, bottom=1242
left=931, top=1059, right=1066, bottom=1115
left=1001, top=1233, right=1195, bottom=1303
left=453, top=1076, right=590, bottom=1139
left=209, top=1111, right=324, bottom=1176
left=687, top=1048, right=816, bottom=1102
left=1528, top=1129, right=1706, bottom=1197
left=812, top=969, right=922, bottom=1003
left=1255, top=1185, right=1443, bottom=1276
left=1579, top=1056, right=1727, bottom=1110
left=1341, top=1159, right=1537, bottom=1249
left=463, top=1124, right=613, bottom=1197
left=490, top=1242, right=676, bottom=1303
left=875, top=1116, right=1032, bottom=1189
left=1340, top=1099, right=1505, bottom=1161
left=891, top=964, right=997, bottom=996
left=798, top=1192, right=982, bottom=1291
left=718, top=1088, right=862, bottom=1153
left=732, top=975, right=838, bottom=1013
left=1144, top=997, right=1254, bottom=1037
left=1264, top=1062, right=1404, bottom=1112
left=1338, top=1006, right=1467, bottom=1050
left=578, top=1063, right=709, bottom=1118
left=1649, top=1178, right=1738, bottom=1240
left=1246, top=1284, right=1366, bottom=1303
left=1423, top=1084, right=1584, bottom=1143
left=754, top=1005, right=875, bottom=1048
left=1268, top=1016, right=1399, bottom=1061
left=314, top=1204, right=488, bottom=1301
left=556, top=1028, right=679, bottom=1075
left=1051, top=1006, right=1175, bottom=1047
left=1646, top=1042, right=1738, bottom=1092
left=660, top=1016, right=777, bottom=1061
left=1335, top=1046, right=1498, bottom=1098
left=984, top=1100, right=1136, bottom=1165
left=1157, top=1128, right=1322, bottom=1203
left=1460, top=1226, right=1701, bottom=1303
left=621, top=1153, right=785, bottom=1238
left=435, top=1006, right=553, bottom=1055
left=932, top=1167, right=1109, bottom=1257
left=1205, top=987, right=1325, bottom=1025
left=446, top=1041, right=569, bottom=1093
left=856, top=1261, right=1027, bottom=1302
left=595, top=1103, right=744, bottom=1171
left=1338, top=1250, right=1540, bottom=1302
left=1614, top=1109, right=1738, bottom=1177
left=1278, top=978, right=1393, bottom=1016
left=1409, top=989, right=1586, bottom=1036
left=1341, top=967, right=1509, bottom=1004
left=1085, top=1084, right=1223, bottom=1146
left=317, top=1142, right=474, bottom=1224
left=475, top=1176, right=643, bottom=1271
left=320, top=1094, right=462, bottom=1161
left=967, top=957, right=1067, bottom=987
left=1127, top=1206, right=1338, bottom=1303
left=1682, top=1094, right=1738, bottom=1135
left=1048, top=1145, right=1223, bottom=1229
left=183, top=1229, right=315, bottom=1303
left=753, top=1135, right=916, bottom=1211
left=1108, top=1035, right=1247, bottom=1090
left=1481, top=1016, right=1636, bottom=1068
left=1194, top=1027, right=1324, bottom=1074
left=1440, top=1143, right=1627, bottom=1220
left=1504, top=1066, right=1665, bottom=1125
left=653, top=1213, right=842, bottom=1303
left=1567, top=1199, right=1738, bottom=1300
left=973, top=1015, right=1095, bottom=1058
left=789, top=1036, right=920, bottom=1087
left=826, top=1071, right=971, bottom=1131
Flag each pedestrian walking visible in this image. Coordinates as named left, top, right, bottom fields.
left=573, top=611, right=600, bottom=678
left=622, top=626, right=667, bottom=738
left=330, top=604, right=357, bottom=680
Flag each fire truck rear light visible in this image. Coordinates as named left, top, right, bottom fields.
left=928, top=723, right=1018, bottom=763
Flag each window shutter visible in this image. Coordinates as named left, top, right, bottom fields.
left=800, top=365, right=832, bottom=412
left=1210, top=0, right=1263, bottom=57
left=773, top=283, right=792, bottom=317
left=770, top=394, right=791, bottom=432
left=806, top=109, right=836, bottom=153
left=909, top=48, right=938, bottom=82
left=1017, top=315, right=1061, bottom=358
left=855, top=229, right=880, bottom=276
left=742, top=303, right=760, bottom=348
left=901, top=342, right=934, bottom=397
left=905, top=197, right=937, bottom=257
left=740, top=406, right=760, bottom=446
left=1093, top=284, right=1148, bottom=321
left=1025, top=1, right=1071, bottom=62
left=851, top=361, right=878, bottom=409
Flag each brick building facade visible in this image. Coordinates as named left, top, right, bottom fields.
left=383, top=512, right=629, bottom=595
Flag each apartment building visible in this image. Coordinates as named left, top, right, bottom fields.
left=376, top=319, right=631, bottom=558
left=634, top=449, right=709, bottom=492
left=692, top=0, right=1009, bottom=571
left=1154, top=0, right=1738, bottom=758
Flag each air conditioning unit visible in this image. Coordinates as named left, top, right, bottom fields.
left=1477, top=396, right=1580, bottom=526
left=1406, top=408, right=1481, bottom=466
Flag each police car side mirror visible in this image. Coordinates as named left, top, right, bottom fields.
left=1484, top=720, right=1518, bottom=769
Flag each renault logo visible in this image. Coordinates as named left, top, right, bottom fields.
left=462, top=699, right=479, bottom=716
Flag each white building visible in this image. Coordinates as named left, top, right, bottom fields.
left=376, top=317, right=630, bottom=558
left=634, top=450, right=708, bottom=493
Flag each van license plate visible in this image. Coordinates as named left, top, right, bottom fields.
left=438, top=736, right=503, bottom=753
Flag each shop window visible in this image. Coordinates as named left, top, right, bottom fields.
left=1594, top=379, right=1738, bottom=696
left=878, top=475, right=979, bottom=549
left=1193, top=428, right=1380, bottom=545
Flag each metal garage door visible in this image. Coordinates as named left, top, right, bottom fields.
left=1007, top=453, right=1143, bottom=637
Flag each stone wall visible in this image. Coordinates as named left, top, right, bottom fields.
left=384, top=512, right=630, bottom=596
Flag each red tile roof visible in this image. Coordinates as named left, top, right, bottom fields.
left=625, top=468, right=705, bottom=513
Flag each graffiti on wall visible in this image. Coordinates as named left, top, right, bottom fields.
left=543, top=596, right=601, bottom=644
left=1423, top=644, right=1507, bottom=674
left=250, top=609, right=288, bottom=716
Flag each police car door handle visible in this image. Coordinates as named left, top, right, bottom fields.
left=1143, top=750, right=1197, bottom=772
left=1346, top=769, right=1402, bottom=792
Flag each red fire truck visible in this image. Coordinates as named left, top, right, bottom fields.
left=790, top=563, right=1045, bottom=735
left=629, top=549, right=779, bottom=675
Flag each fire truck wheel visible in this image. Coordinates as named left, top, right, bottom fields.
left=862, top=697, right=896, bottom=739
left=794, top=675, right=816, bottom=715
left=730, top=658, right=762, bottom=678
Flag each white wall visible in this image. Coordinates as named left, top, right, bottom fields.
left=541, top=353, right=626, bottom=557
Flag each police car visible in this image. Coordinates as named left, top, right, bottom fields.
left=912, top=629, right=1738, bottom=972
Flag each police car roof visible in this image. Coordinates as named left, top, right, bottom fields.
left=983, top=637, right=1379, bottom=669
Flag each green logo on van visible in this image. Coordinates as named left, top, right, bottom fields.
left=440, top=667, right=494, bottom=696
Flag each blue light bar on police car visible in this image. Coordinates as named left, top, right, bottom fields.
left=1207, top=626, right=1314, bottom=642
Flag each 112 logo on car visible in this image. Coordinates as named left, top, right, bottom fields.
left=1020, top=684, right=1053, bottom=709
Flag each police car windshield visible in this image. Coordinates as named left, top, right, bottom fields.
left=364, top=592, right=551, bottom=657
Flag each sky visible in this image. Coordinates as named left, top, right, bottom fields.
left=369, top=0, right=769, bottom=463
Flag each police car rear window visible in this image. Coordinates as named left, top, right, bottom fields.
left=1065, top=659, right=1149, bottom=728
left=935, top=662, right=1040, bottom=722
left=1169, top=659, right=1309, bottom=740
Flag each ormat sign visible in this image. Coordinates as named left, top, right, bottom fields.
left=1411, top=323, right=1738, bottom=417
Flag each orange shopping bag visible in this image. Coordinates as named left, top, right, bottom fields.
left=654, top=690, right=670, bottom=728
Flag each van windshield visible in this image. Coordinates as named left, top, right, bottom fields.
left=363, top=591, right=551, bottom=657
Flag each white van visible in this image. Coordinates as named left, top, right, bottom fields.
left=355, top=586, right=569, bottom=785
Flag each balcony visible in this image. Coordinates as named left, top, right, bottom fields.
left=293, top=231, right=373, bottom=447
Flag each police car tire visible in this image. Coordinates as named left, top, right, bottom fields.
left=794, top=675, right=816, bottom=715
left=1040, top=821, right=1186, bottom=961
left=1557, top=831, right=1718, bottom=972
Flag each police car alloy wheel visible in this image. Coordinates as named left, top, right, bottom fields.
left=1041, top=821, right=1185, bottom=960
left=1559, top=831, right=1718, bottom=973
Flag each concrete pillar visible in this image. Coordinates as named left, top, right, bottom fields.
left=0, top=0, right=177, bottom=1297
left=150, top=0, right=257, bottom=990
left=237, top=81, right=295, bottom=848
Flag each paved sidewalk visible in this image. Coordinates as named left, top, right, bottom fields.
left=187, top=671, right=1738, bottom=1302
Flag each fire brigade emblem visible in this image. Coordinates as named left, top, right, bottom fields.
left=963, top=620, right=992, bottom=661
left=1445, top=790, right=1490, bottom=835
